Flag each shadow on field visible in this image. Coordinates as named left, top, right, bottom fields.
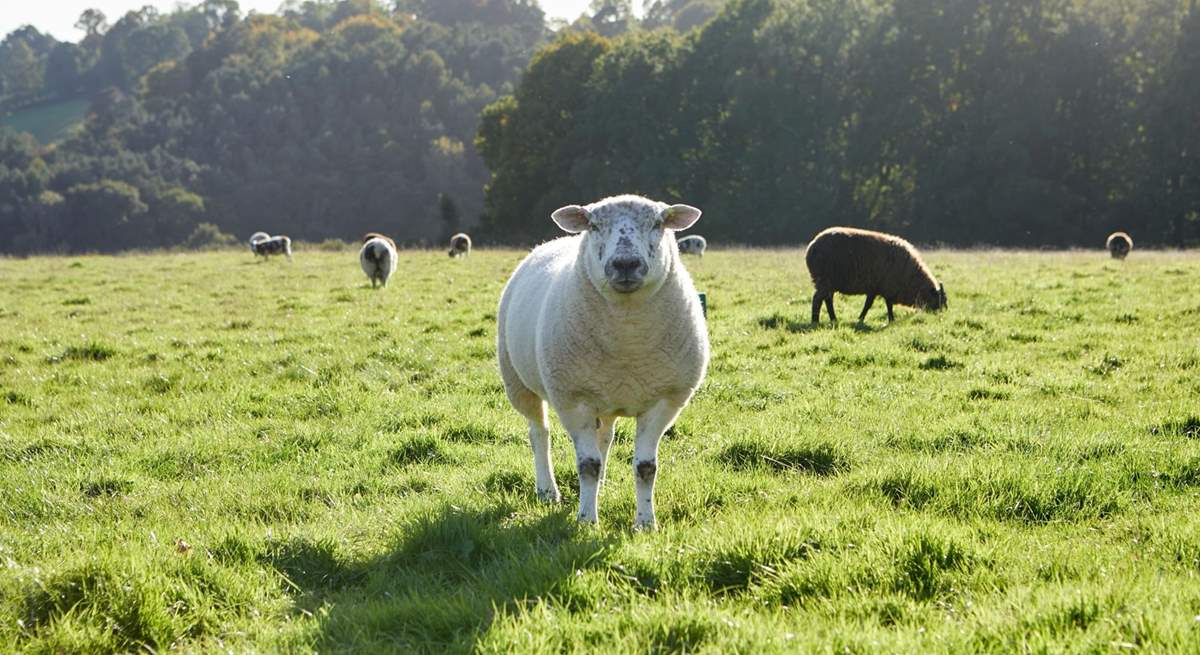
left=757, top=313, right=888, bottom=334
left=290, top=503, right=614, bottom=651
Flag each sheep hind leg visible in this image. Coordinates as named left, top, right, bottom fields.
left=824, top=294, right=837, bottom=322
left=859, top=294, right=876, bottom=322
left=885, top=298, right=895, bottom=322
left=812, top=289, right=832, bottom=323
left=499, top=347, right=560, bottom=503
left=518, top=392, right=558, bottom=503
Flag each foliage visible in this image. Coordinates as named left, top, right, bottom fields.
left=0, top=248, right=1199, bottom=651
left=0, top=0, right=550, bottom=253
left=181, top=221, right=237, bottom=250
left=478, top=0, right=1200, bottom=246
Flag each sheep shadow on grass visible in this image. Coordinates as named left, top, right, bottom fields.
left=300, top=503, right=615, bottom=651
left=757, top=313, right=887, bottom=334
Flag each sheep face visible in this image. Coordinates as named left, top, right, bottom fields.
left=920, top=283, right=947, bottom=311
left=552, top=196, right=700, bottom=296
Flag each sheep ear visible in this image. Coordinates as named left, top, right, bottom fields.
left=551, top=205, right=591, bottom=233
left=663, top=204, right=701, bottom=231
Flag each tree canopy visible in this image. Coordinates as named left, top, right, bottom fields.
left=1, top=0, right=1198, bottom=252
left=0, top=0, right=548, bottom=253
left=478, top=0, right=1200, bottom=247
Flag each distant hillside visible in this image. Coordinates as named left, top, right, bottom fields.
left=0, top=97, right=89, bottom=143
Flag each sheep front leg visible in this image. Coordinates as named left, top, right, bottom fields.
left=560, top=407, right=604, bottom=525
left=597, top=416, right=617, bottom=488
left=633, top=399, right=686, bottom=531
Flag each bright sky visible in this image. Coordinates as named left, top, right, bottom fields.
left=0, top=1, right=644, bottom=42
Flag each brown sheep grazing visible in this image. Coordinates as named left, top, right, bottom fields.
left=806, top=227, right=946, bottom=323
left=1106, top=232, right=1132, bottom=259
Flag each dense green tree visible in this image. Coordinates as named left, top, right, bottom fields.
left=476, top=31, right=611, bottom=241
left=478, top=0, right=1200, bottom=247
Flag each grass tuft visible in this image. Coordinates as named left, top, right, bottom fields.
left=919, top=355, right=961, bottom=370
left=47, top=342, right=117, bottom=363
left=1150, top=416, right=1200, bottom=440
left=717, top=440, right=849, bottom=476
left=388, top=435, right=450, bottom=467
left=80, top=478, right=133, bottom=498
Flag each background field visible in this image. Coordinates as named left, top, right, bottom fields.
left=1, top=248, right=1198, bottom=653
left=0, top=97, right=88, bottom=144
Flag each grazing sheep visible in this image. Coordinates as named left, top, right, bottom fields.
left=1107, top=232, right=1133, bottom=259
left=677, top=235, right=707, bottom=256
left=251, top=235, right=292, bottom=260
left=362, top=232, right=396, bottom=249
left=806, top=227, right=945, bottom=323
left=359, top=236, right=397, bottom=288
left=497, top=195, right=709, bottom=530
left=448, top=233, right=472, bottom=257
left=249, top=231, right=270, bottom=245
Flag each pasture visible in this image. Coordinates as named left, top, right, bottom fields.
left=0, top=97, right=89, bottom=144
left=1, top=247, right=1198, bottom=653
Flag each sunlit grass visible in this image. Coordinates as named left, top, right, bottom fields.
left=1, top=247, right=1198, bottom=652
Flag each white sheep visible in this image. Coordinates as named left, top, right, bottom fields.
left=677, top=235, right=707, bottom=256
left=448, top=233, right=472, bottom=257
left=496, top=194, right=709, bottom=530
left=359, top=236, right=397, bottom=287
left=251, top=235, right=291, bottom=260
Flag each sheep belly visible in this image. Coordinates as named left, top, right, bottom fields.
left=538, top=313, right=705, bottom=416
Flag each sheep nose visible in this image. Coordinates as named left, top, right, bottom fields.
left=611, top=257, right=642, bottom=275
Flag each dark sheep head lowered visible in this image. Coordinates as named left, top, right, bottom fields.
left=923, top=283, right=947, bottom=311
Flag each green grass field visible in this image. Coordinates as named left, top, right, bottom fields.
left=1, top=97, right=89, bottom=144
left=1, top=247, right=1198, bottom=653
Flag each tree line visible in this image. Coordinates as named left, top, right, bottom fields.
left=0, top=0, right=551, bottom=253
left=1, top=0, right=1197, bottom=252
left=479, top=0, right=1200, bottom=247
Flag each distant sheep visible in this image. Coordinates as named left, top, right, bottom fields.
left=448, top=233, right=472, bottom=257
left=251, top=235, right=292, bottom=260
left=677, top=235, right=707, bottom=256
left=1107, top=232, right=1132, bottom=259
left=497, top=195, right=709, bottom=530
left=249, top=231, right=270, bottom=245
left=362, top=232, right=396, bottom=249
left=806, top=227, right=945, bottom=323
left=359, top=236, right=397, bottom=287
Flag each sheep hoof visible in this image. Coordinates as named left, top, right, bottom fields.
left=537, top=488, right=561, bottom=503
left=576, top=514, right=599, bottom=526
left=632, top=520, right=657, bottom=532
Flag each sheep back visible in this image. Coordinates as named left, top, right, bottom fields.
left=806, top=227, right=941, bottom=308
left=359, top=237, right=397, bottom=283
left=677, top=235, right=707, bottom=255
left=1106, top=232, right=1132, bottom=259
left=449, top=233, right=472, bottom=256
